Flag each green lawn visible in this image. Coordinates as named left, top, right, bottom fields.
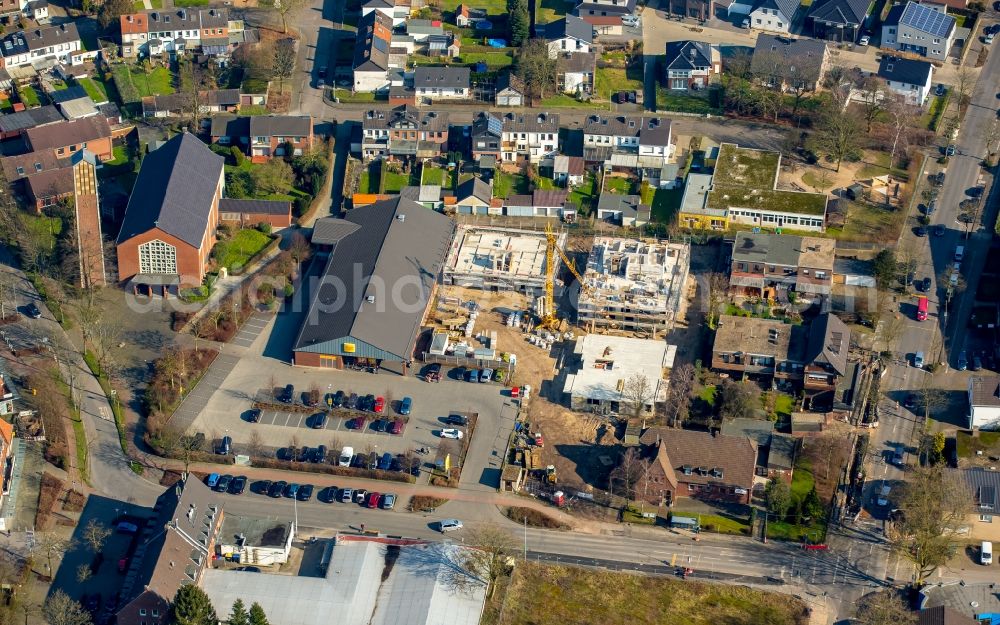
left=359, top=169, right=375, bottom=194
left=19, top=86, right=40, bottom=108
left=421, top=165, right=448, bottom=187
left=535, top=176, right=558, bottom=190
left=568, top=173, right=597, bottom=214
left=238, top=105, right=268, bottom=116
left=650, top=187, right=683, bottom=223
left=535, top=0, right=566, bottom=24
left=173, top=0, right=208, bottom=6
left=774, top=393, right=795, bottom=421
left=0, top=98, right=12, bottom=113
left=76, top=77, right=109, bottom=103
left=22, top=214, right=63, bottom=253
left=957, top=430, right=1000, bottom=458
left=105, top=145, right=129, bottom=166
left=494, top=171, right=529, bottom=198
left=539, top=93, right=595, bottom=108
left=213, top=228, right=272, bottom=271
left=460, top=51, right=514, bottom=68
left=698, top=385, right=717, bottom=406
left=790, top=458, right=814, bottom=499
left=604, top=177, right=633, bottom=194
left=594, top=67, right=642, bottom=101
left=329, top=89, right=378, bottom=103
left=657, top=89, right=722, bottom=114
left=131, top=66, right=174, bottom=97
left=672, top=511, right=751, bottom=535
left=440, top=0, right=506, bottom=13
left=381, top=169, right=410, bottom=193
left=50, top=79, right=70, bottom=91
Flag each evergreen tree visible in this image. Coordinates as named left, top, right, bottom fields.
left=229, top=600, right=249, bottom=625
left=171, top=585, right=217, bottom=625
left=248, top=603, right=270, bottom=625
left=508, top=0, right=530, bottom=46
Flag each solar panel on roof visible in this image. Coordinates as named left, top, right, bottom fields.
left=902, top=2, right=953, bottom=37
left=981, top=486, right=996, bottom=509
left=486, top=116, right=502, bottom=135
left=372, top=36, right=388, bottom=52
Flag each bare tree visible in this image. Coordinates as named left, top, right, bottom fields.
left=856, top=74, right=885, bottom=132
left=263, top=0, right=306, bottom=33
left=76, top=564, right=92, bottom=584
left=706, top=272, right=729, bottom=328
left=34, top=533, right=74, bottom=579
left=888, top=465, right=969, bottom=585
left=810, top=103, right=863, bottom=172
left=460, top=523, right=517, bottom=599
left=42, top=591, right=90, bottom=625
left=856, top=591, right=916, bottom=625
left=622, top=373, right=654, bottom=419
left=610, top=447, right=645, bottom=503
left=955, top=65, right=974, bottom=114
left=247, top=430, right=266, bottom=459
left=885, top=97, right=921, bottom=167
left=81, top=519, right=111, bottom=553
left=666, top=363, right=695, bottom=428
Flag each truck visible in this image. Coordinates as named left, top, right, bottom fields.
left=955, top=245, right=965, bottom=262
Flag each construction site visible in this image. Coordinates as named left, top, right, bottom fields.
left=576, top=238, right=690, bottom=337
left=442, top=226, right=565, bottom=295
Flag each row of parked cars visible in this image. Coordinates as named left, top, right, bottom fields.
left=278, top=385, right=414, bottom=416
left=258, top=479, right=398, bottom=510
left=461, top=367, right=498, bottom=383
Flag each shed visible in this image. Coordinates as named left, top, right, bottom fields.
left=845, top=183, right=864, bottom=201
left=668, top=515, right=700, bottom=531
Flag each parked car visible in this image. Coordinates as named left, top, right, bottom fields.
left=332, top=390, right=345, bottom=407
left=916, top=226, right=927, bottom=237
left=935, top=83, right=947, bottom=96
left=217, top=436, right=232, bottom=455
left=366, top=492, right=382, bottom=508
left=973, top=354, right=983, bottom=371
left=425, top=363, right=442, bottom=382
left=390, top=419, right=405, bottom=435
left=439, top=519, right=464, bottom=532
left=281, top=384, right=295, bottom=403
left=858, top=34, right=870, bottom=45
left=381, top=493, right=396, bottom=510
left=934, top=224, right=946, bottom=236
left=361, top=394, right=376, bottom=411
left=371, top=418, right=387, bottom=432
left=440, top=428, right=464, bottom=439
left=919, top=277, right=932, bottom=292
left=346, top=393, right=359, bottom=410
left=903, top=394, right=916, bottom=410
left=480, top=368, right=493, bottom=382
left=314, top=444, right=328, bottom=463
left=374, top=396, right=385, bottom=414
left=891, top=444, right=905, bottom=466
left=268, top=481, right=287, bottom=498
left=248, top=408, right=261, bottom=423
left=254, top=479, right=272, bottom=495
left=318, top=486, right=337, bottom=503
left=464, top=368, right=476, bottom=382
left=206, top=473, right=220, bottom=488
left=741, top=17, right=750, bottom=27
left=349, top=416, right=366, bottom=430
left=340, top=488, right=354, bottom=503
left=378, top=452, right=393, bottom=471
left=282, top=483, right=300, bottom=498
left=311, top=413, right=328, bottom=429
left=25, top=303, right=41, bottom=319
left=353, top=489, right=368, bottom=504
left=399, top=396, right=412, bottom=415
left=297, top=484, right=314, bottom=501
left=913, top=351, right=924, bottom=368
left=958, top=350, right=969, bottom=371
left=229, top=475, right=247, bottom=495
left=932, top=171, right=946, bottom=186
left=339, top=446, right=354, bottom=467
left=946, top=144, right=957, bottom=156
left=444, top=414, right=469, bottom=426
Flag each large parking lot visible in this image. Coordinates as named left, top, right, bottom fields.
left=185, top=312, right=513, bottom=490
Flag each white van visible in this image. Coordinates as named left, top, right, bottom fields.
left=339, top=446, right=354, bottom=467
left=955, top=246, right=965, bottom=262
left=982, top=541, right=993, bottom=565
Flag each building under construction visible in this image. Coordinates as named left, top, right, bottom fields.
left=577, top=237, right=689, bottom=336
left=443, top=225, right=565, bottom=294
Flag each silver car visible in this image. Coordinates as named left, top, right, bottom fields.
left=439, top=519, right=464, bottom=532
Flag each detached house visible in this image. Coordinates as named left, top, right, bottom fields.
left=751, top=35, right=828, bottom=91
left=557, top=51, right=596, bottom=95
left=747, top=0, right=799, bottom=34
left=878, top=55, right=933, bottom=106
left=637, top=428, right=758, bottom=507
left=663, top=40, right=720, bottom=91
left=413, top=66, right=470, bottom=100
left=596, top=193, right=650, bottom=227
left=353, top=10, right=393, bottom=92
left=544, top=15, right=593, bottom=59
left=455, top=4, right=488, bottom=27
left=968, top=375, right=1000, bottom=430
left=881, top=1, right=955, bottom=61
left=247, top=116, right=313, bottom=162
left=23, top=116, right=113, bottom=162
left=806, top=0, right=871, bottom=42
left=361, top=105, right=448, bottom=161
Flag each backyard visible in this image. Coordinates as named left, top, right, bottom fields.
left=76, top=77, right=109, bottom=103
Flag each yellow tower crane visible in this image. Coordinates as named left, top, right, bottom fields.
left=540, top=224, right=590, bottom=330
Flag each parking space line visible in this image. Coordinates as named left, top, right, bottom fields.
left=282, top=414, right=292, bottom=426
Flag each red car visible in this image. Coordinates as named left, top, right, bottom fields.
left=349, top=416, right=366, bottom=430
left=390, top=419, right=404, bottom=435
left=374, top=396, right=385, bottom=414
left=366, top=492, right=382, bottom=508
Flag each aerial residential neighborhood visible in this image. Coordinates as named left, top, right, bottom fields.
left=0, top=0, right=996, bottom=622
